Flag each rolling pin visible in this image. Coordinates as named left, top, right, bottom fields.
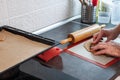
left=60, top=24, right=105, bottom=44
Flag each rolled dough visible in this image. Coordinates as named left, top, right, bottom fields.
left=84, top=39, right=93, bottom=52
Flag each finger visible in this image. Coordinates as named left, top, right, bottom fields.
left=94, top=49, right=106, bottom=55
left=94, top=31, right=103, bottom=42
left=106, top=39, right=110, bottom=42
left=93, top=30, right=103, bottom=44
left=106, top=37, right=113, bottom=42
left=91, top=43, right=106, bottom=51
left=98, top=42, right=107, bottom=45
left=93, top=33, right=98, bottom=41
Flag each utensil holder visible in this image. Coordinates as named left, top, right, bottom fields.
left=81, top=5, right=97, bottom=24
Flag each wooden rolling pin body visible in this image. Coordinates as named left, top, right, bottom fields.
left=60, top=24, right=105, bottom=44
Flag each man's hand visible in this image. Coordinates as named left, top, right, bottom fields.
left=93, top=29, right=119, bottom=44
left=91, top=41, right=120, bottom=57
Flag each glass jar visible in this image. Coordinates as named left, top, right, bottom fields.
left=111, top=0, right=120, bottom=25
left=97, top=0, right=112, bottom=23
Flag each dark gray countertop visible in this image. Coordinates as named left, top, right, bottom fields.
left=19, top=19, right=120, bottom=80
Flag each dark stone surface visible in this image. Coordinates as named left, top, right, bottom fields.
left=19, top=19, right=120, bottom=80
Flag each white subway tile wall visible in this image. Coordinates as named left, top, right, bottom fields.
left=0, top=0, right=81, bottom=32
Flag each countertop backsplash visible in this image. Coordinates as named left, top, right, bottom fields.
left=0, top=0, right=81, bottom=32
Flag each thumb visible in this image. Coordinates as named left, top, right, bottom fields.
left=106, top=37, right=112, bottom=42
left=106, top=38, right=110, bottom=42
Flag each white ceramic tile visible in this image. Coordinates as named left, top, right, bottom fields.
left=6, top=0, right=35, bottom=17
left=8, top=1, right=73, bottom=32
left=9, top=14, right=35, bottom=32
left=6, top=0, right=71, bottom=18
left=0, top=0, right=3, bottom=20
left=33, top=0, right=69, bottom=10
left=1, top=0, right=81, bottom=31
left=0, top=0, right=9, bottom=25
left=32, top=2, right=72, bottom=31
left=72, top=0, right=81, bottom=16
left=0, top=0, right=3, bottom=25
